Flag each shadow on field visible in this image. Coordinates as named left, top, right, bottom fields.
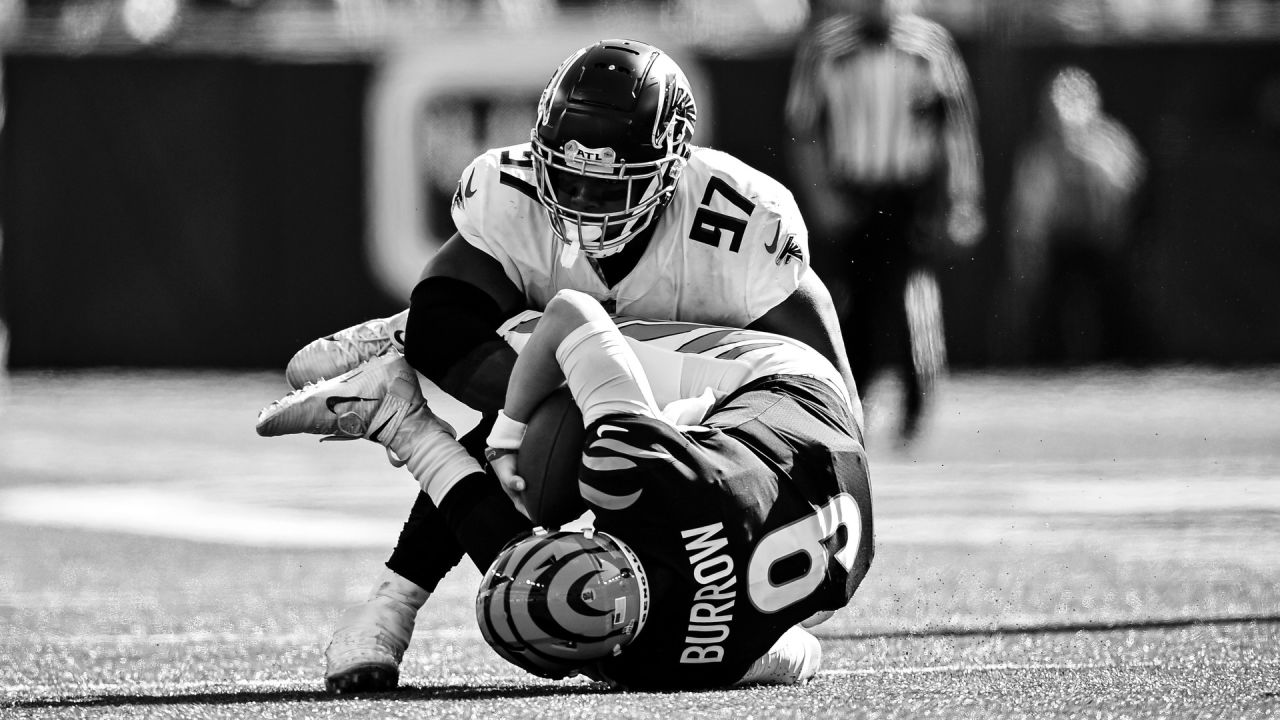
left=11, top=683, right=610, bottom=710
left=821, top=614, right=1280, bottom=640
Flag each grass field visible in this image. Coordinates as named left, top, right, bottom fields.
left=1, top=367, right=1278, bottom=719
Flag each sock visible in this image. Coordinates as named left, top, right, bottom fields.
left=386, top=491, right=465, bottom=593
left=438, top=472, right=534, bottom=570
left=389, top=408, right=485, bottom=504
left=368, top=566, right=431, bottom=610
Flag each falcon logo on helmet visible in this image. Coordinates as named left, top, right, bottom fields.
left=531, top=39, right=698, bottom=260
left=476, top=527, right=650, bottom=678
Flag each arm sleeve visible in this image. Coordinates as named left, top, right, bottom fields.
left=404, top=275, right=516, bottom=413
left=785, top=32, right=824, bottom=135
left=927, top=22, right=983, bottom=209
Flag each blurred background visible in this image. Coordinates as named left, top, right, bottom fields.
left=1, top=6, right=1278, bottom=712
left=1, top=0, right=1279, bottom=373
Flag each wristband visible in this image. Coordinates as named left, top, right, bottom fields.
left=486, top=409, right=527, bottom=451
left=484, top=446, right=518, bottom=465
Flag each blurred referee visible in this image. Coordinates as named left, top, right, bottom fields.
left=785, top=0, right=983, bottom=444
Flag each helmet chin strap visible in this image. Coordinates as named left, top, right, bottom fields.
left=559, top=235, right=581, bottom=268
left=560, top=218, right=633, bottom=266
left=566, top=223, right=605, bottom=245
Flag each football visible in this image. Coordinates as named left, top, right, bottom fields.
left=517, top=386, right=587, bottom=527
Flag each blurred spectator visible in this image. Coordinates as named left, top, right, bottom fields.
left=1004, top=66, right=1146, bottom=365
left=0, top=59, right=6, bottom=377
left=785, top=0, right=983, bottom=444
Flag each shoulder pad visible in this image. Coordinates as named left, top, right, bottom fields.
left=451, top=143, right=540, bottom=244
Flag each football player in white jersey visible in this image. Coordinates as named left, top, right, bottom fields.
left=257, top=289, right=874, bottom=689
left=281, top=39, right=858, bottom=693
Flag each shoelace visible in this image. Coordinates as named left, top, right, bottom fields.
left=331, top=322, right=395, bottom=368
left=327, top=627, right=405, bottom=662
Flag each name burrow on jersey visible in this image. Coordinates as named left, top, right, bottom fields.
left=679, top=522, right=738, bottom=664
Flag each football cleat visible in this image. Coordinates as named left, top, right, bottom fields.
left=324, top=569, right=430, bottom=694
left=285, top=310, right=409, bottom=390
left=257, top=351, right=423, bottom=445
left=736, top=626, right=823, bottom=686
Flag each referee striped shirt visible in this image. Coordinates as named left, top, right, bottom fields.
left=786, top=11, right=981, bottom=200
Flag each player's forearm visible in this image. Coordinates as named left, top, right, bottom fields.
left=403, top=233, right=529, bottom=412
left=502, top=338, right=567, bottom=424
left=434, top=342, right=517, bottom=413
left=502, top=291, right=601, bottom=422
left=943, top=124, right=983, bottom=210
left=940, top=81, right=983, bottom=212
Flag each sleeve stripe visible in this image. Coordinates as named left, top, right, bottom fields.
left=893, top=17, right=983, bottom=202
left=583, top=454, right=639, bottom=472
left=578, top=482, right=643, bottom=511
left=588, top=437, right=674, bottom=461
left=676, top=329, right=740, bottom=354
left=499, top=172, right=540, bottom=202
left=716, top=341, right=785, bottom=361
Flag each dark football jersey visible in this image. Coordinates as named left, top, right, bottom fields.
left=586, top=375, right=874, bottom=690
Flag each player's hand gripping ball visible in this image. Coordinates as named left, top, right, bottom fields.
left=517, top=387, right=587, bottom=527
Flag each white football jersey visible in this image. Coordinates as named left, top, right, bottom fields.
left=450, top=143, right=810, bottom=328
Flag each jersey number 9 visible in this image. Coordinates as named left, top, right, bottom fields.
left=746, top=493, right=863, bottom=613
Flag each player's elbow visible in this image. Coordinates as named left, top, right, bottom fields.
left=542, top=290, right=611, bottom=336
left=405, top=275, right=505, bottom=383
left=545, top=289, right=593, bottom=313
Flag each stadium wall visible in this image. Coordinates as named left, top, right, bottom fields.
left=0, top=56, right=394, bottom=368
left=2, top=39, right=1278, bottom=368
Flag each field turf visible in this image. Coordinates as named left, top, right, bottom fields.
left=1, top=367, right=1278, bottom=719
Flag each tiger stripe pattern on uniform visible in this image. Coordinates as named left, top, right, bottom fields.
left=580, top=418, right=700, bottom=511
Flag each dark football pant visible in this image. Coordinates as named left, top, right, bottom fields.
left=827, top=182, right=946, bottom=441
left=386, top=419, right=496, bottom=591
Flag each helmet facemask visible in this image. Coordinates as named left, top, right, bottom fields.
left=532, top=134, right=687, bottom=259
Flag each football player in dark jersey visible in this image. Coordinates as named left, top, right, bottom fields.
left=257, top=289, right=874, bottom=689
left=281, top=38, right=858, bottom=693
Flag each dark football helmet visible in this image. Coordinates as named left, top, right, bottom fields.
left=476, top=527, right=650, bottom=678
left=532, top=39, right=698, bottom=258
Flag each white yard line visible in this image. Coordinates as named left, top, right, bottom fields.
left=12, top=627, right=478, bottom=645
left=820, top=660, right=1170, bottom=676
left=0, top=673, right=532, bottom=697
left=0, top=485, right=400, bottom=548
left=5, top=476, right=1280, bottom=551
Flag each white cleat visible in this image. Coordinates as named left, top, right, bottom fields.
left=257, top=351, right=423, bottom=444
left=324, top=569, right=430, bottom=694
left=736, top=626, right=823, bottom=686
left=286, top=310, right=409, bottom=390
